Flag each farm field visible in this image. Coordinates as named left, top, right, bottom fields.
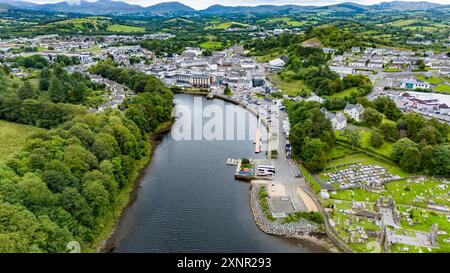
left=388, top=19, right=419, bottom=27
left=205, top=21, right=250, bottom=30
left=261, top=17, right=307, bottom=27
left=200, top=41, right=223, bottom=50
left=107, top=24, right=146, bottom=33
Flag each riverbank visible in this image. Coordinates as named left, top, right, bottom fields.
left=96, top=119, right=175, bottom=253
left=250, top=183, right=337, bottom=252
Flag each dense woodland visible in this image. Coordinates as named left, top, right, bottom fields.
left=0, top=62, right=173, bottom=252
left=285, top=95, right=450, bottom=175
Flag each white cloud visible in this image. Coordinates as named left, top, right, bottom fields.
left=22, top=0, right=450, bottom=10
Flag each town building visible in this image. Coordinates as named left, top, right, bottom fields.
left=400, top=79, right=431, bottom=90
left=344, top=103, right=365, bottom=121
left=321, top=108, right=347, bottom=130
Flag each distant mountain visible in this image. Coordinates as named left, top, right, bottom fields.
left=0, top=0, right=446, bottom=16
left=35, top=0, right=143, bottom=15
left=370, top=1, right=441, bottom=11
left=143, top=1, right=195, bottom=15
left=0, top=0, right=40, bottom=9
left=201, top=4, right=312, bottom=14
left=317, top=2, right=369, bottom=13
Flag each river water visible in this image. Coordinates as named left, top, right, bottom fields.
left=110, top=94, right=325, bottom=253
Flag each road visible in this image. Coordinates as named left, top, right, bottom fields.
left=367, top=70, right=433, bottom=100
left=88, top=73, right=130, bottom=112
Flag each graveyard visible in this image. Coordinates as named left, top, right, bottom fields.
left=320, top=177, right=450, bottom=252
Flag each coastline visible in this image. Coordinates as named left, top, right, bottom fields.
left=96, top=119, right=175, bottom=253
left=95, top=93, right=336, bottom=253
left=249, top=184, right=338, bottom=253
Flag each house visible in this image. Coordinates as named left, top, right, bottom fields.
left=439, top=104, right=450, bottom=114
left=352, top=47, right=361, bottom=53
left=306, top=93, right=325, bottom=103
left=400, top=79, right=431, bottom=90
left=321, top=108, right=347, bottom=130
left=267, top=58, right=285, bottom=71
left=439, top=67, right=450, bottom=76
left=367, top=61, right=383, bottom=69
left=268, top=58, right=285, bottom=67
left=329, top=66, right=355, bottom=76
left=349, top=61, right=366, bottom=68
left=323, top=47, right=336, bottom=54
left=344, top=103, right=365, bottom=122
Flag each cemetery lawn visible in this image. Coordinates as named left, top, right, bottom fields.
left=321, top=152, right=409, bottom=178
left=330, top=178, right=449, bottom=208
left=0, top=120, right=41, bottom=163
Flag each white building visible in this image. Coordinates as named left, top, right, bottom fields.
left=439, top=67, right=450, bottom=76
left=267, top=58, right=286, bottom=71
left=321, top=108, right=347, bottom=130
left=344, top=103, right=365, bottom=122
left=306, top=93, right=325, bottom=103
left=329, top=66, right=355, bottom=76
left=400, top=79, right=431, bottom=90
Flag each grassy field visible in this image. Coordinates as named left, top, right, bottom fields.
left=388, top=19, right=419, bottom=27
left=267, top=73, right=310, bottom=97
left=106, top=24, right=145, bottom=33
left=384, top=68, right=403, bottom=72
left=335, top=127, right=394, bottom=157
left=0, top=120, right=41, bottom=163
left=46, top=17, right=109, bottom=32
left=301, top=37, right=323, bottom=48
left=199, top=41, right=223, bottom=50
left=330, top=177, right=449, bottom=208
left=262, top=17, right=306, bottom=27
left=330, top=87, right=358, bottom=98
left=417, top=74, right=442, bottom=85
left=435, top=83, right=450, bottom=94
left=255, top=48, right=286, bottom=63
left=164, top=18, right=193, bottom=24
left=205, top=21, right=250, bottom=30
left=322, top=152, right=408, bottom=177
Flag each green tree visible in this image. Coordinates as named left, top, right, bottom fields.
left=48, top=75, right=66, bottom=103
left=60, top=187, right=94, bottom=227
left=344, top=128, right=361, bottom=148
left=399, top=146, right=421, bottom=172
left=301, top=138, right=327, bottom=172
left=361, top=107, right=382, bottom=127
left=82, top=180, right=109, bottom=216
left=391, top=137, right=417, bottom=163
left=400, top=112, right=426, bottom=141
left=379, top=122, right=398, bottom=142
left=17, top=81, right=37, bottom=100
left=369, top=131, right=384, bottom=148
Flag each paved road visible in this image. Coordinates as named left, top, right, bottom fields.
left=255, top=98, right=315, bottom=213
left=367, top=70, right=433, bottom=100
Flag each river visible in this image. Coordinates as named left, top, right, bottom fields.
left=108, top=94, right=326, bottom=253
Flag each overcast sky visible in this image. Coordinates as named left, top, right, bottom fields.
left=23, top=0, right=450, bottom=10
